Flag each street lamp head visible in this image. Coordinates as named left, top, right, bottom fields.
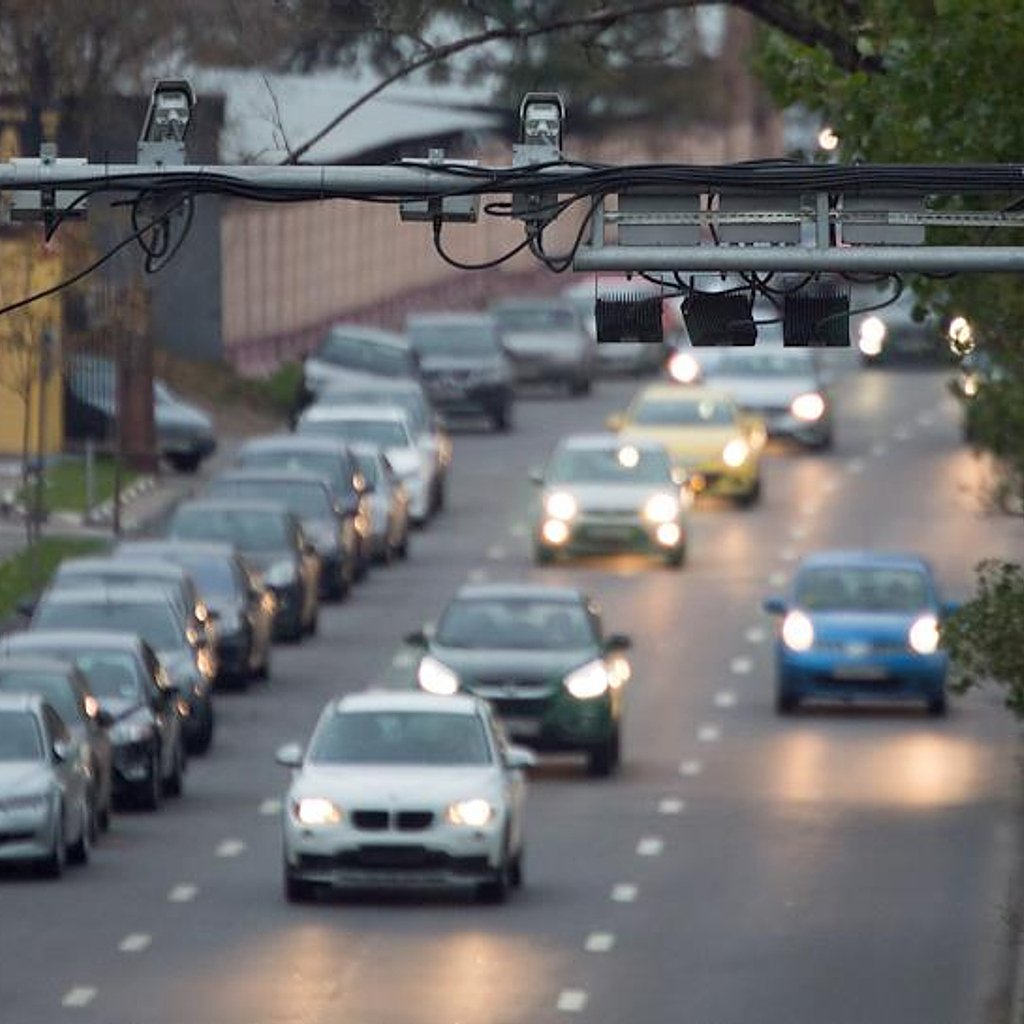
left=520, top=92, right=565, bottom=152
left=141, top=79, right=196, bottom=144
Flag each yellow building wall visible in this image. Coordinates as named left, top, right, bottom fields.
left=0, top=232, right=63, bottom=458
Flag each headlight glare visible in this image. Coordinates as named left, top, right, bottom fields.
left=781, top=611, right=815, bottom=652
left=643, top=492, right=681, bottom=524
left=722, top=438, right=749, bottom=468
left=293, top=797, right=342, bottom=826
left=417, top=655, right=459, bottom=696
left=790, top=392, right=826, bottom=422
left=545, top=491, right=578, bottom=521
left=859, top=316, right=886, bottom=356
left=446, top=798, right=495, bottom=827
left=564, top=658, right=610, bottom=699
left=908, top=615, right=939, bottom=655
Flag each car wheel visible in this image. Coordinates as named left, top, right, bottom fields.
left=38, top=810, right=65, bottom=879
left=163, top=740, right=185, bottom=798
left=775, top=689, right=799, bottom=715
left=927, top=694, right=948, bottom=717
left=305, top=605, right=319, bottom=637
left=255, top=644, right=271, bottom=681
left=98, top=796, right=111, bottom=833
left=189, top=703, right=215, bottom=756
left=587, top=728, right=620, bottom=778
left=168, top=452, right=202, bottom=474
left=509, top=848, right=525, bottom=890
left=568, top=375, right=591, bottom=397
left=284, top=866, right=317, bottom=904
left=139, top=751, right=163, bottom=810
left=533, top=544, right=554, bottom=566
left=68, top=800, right=91, bottom=865
left=476, top=847, right=511, bottom=904
left=737, top=478, right=762, bottom=509
left=664, top=544, right=686, bottom=569
left=493, top=404, right=513, bottom=433
left=433, top=480, right=446, bottom=513
left=396, top=530, right=410, bottom=560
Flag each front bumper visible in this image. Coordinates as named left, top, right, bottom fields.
left=537, top=514, right=685, bottom=558
left=777, top=647, right=948, bottom=702
left=111, top=737, right=158, bottom=791
left=0, top=803, right=58, bottom=863
left=216, top=631, right=252, bottom=678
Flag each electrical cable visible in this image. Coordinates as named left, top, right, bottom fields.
left=431, top=218, right=534, bottom=271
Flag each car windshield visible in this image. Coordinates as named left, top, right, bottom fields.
left=208, top=480, right=332, bottom=520
left=630, top=395, right=735, bottom=427
left=74, top=653, right=143, bottom=701
left=0, top=673, right=78, bottom=723
left=436, top=598, right=595, bottom=650
left=33, top=601, right=184, bottom=652
left=703, top=351, right=815, bottom=377
left=548, top=445, right=673, bottom=484
left=494, top=306, right=577, bottom=331
left=322, top=390, right=427, bottom=431
left=317, top=331, right=412, bottom=377
left=0, top=711, right=43, bottom=762
left=309, top=710, right=491, bottom=766
left=299, top=418, right=410, bottom=448
left=172, top=507, right=289, bottom=551
left=795, top=567, right=932, bottom=612
left=408, top=323, right=499, bottom=357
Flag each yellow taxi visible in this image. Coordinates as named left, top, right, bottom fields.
left=608, top=383, right=766, bottom=506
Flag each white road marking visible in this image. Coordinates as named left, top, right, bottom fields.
left=823, top=478, right=841, bottom=494
left=118, top=933, right=152, bottom=953
left=658, top=797, right=686, bottom=815
left=894, top=427, right=911, bottom=441
left=585, top=932, right=616, bottom=953
left=216, top=839, right=247, bottom=858
left=259, top=798, right=282, bottom=816
left=509, top=523, right=528, bottom=539
left=679, top=759, right=702, bottom=777
left=61, top=988, right=97, bottom=1008
left=788, top=525, right=808, bottom=541
left=780, top=547, right=799, bottom=562
left=698, top=724, right=721, bottom=743
left=486, top=544, right=507, bottom=561
left=845, top=458, right=866, bottom=475
left=769, top=571, right=787, bottom=588
left=466, top=568, right=489, bottom=583
left=168, top=884, right=198, bottom=903
left=917, top=412, right=934, bottom=426
left=870, top=442, right=888, bottom=457
left=636, top=836, right=664, bottom=857
left=557, top=990, right=589, bottom=1013
left=611, top=883, right=638, bottom=902
left=391, top=651, right=415, bottom=668
left=745, top=626, right=766, bottom=644
left=799, top=501, right=819, bottom=517
left=730, top=656, right=753, bottom=675
left=715, top=691, right=737, bottom=708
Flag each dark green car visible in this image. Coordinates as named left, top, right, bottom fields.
left=405, top=583, right=631, bottom=776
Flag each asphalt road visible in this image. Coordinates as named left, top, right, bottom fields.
left=0, top=363, right=1021, bottom=1024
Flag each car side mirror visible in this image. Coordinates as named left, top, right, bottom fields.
left=16, top=596, right=37, bottom=618
left=275, top=742, right=303, bottom=768
left=605, top=633, right=632, bottom=652
left=528, top=467, right=544, bottom=485
left=504, top=745, right=536, bottom=771
left=606, top=413, right=625, bottom=431
left=404, top=628, right=429, bottom=647
left=763, top=596, right=787, bottom=616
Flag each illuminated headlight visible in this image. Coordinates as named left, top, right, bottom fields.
left=963, top=375, right=979, bottom=398
left=908, top=615, right=939, bottom=655
left=446, top=798, right=495, bottom=827
left=542, top=519, right=570, bottom=545
left=292, top=797, right=342, bottom=826
left=781, top=610, right=815, bottom=652
left=265, top=561, right=297, bottom=587
left=417, top=655, right=459, bottom=696
left=722, top=438, right=749, bottom=468
left=947, top=315, right=974, bottom=354
left=608, top=654, right=632, bottom=688
left=790, top=392, right=826, bottom=422
left=643, top=492, right=681, bottom=524
left=858, top=316, right=886, bottom=356
left=667, top=351, right=701, bottom=384
left=195, top=602, right=210, bottom=624
left=564, top=658, right=610, bottom=699
left=545, top=491, right=578, bottom=521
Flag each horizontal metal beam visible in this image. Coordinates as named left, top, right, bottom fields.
left=573, top=245, right=1024, bottom=274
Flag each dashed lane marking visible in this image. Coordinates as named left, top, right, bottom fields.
left=894, top=427, right=911, bottom=441
left=391, top=651, right=415, bottom=668
left=769, top=571, right=787, bottom=588
left=788, top=525, right=808, bottom=541
left=61, top=988, right=97, bottom=1009
left=698, top=724, right=721, bottom=743
left=118, top=934, right=152, bottom=953
left=466, top=568, right=489, bottom=583
left=486, top=545, right=507, bottom=561
left=917, top=412, right=935, bottom=427
left=611, top=883, right=638, bottom=902
left=168, top=884, right=198, bottom=903
left=585, top=932, right=616, bottom=953
left=730, top=656, right=753, bottom=675
left=636, top=837, right=664, bottom=857
left=823, top=478, right=841, bottom=494
left=871, top=442, right=888, bottom=457
left=658, top=798, right=685, bottom=815
left=216, top=839, right=247, bottom=858
left=780, top=547, right=799, bottom=562
left=557, top=990, right=589, bottom=1013
left=259, top=799, right=282, bottom=816
left=715, top=691, right=737, bottom=708
left=745, top=627, right=766, bottom=644
left=679, top=759, right=702, bottom=777
left=509, top=523, right=528, bottom=539
left=846, top=458, right=866, bottom=475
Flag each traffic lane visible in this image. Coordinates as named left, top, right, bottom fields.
left=536, top=368, right=1020, bottom=1023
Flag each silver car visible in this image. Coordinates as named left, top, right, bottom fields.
left=350, top=444, right=411, bottom=563
left=0, top=692, right=92, bottom=877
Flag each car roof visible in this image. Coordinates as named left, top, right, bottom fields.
left=556, top=433, right=669, bottom=453
left=116, top=540, right=238, bottom=560
left=320, top=378, right=425, bottom=397
left=334, top=689, right=482, bottom=716
left=38, top=585, right=178, bottom=606
left=58, top=557, right=189, bottom=581
left=0, top=655, right=82, bottom=678
left=407, top=312, right=496, bottom=328
left=238, top=434, right=350, bottom=456
left=1, top=629, right=146, bottom=652
left=454, top=582, right=585, bottom=604
left=174, top=498, right=293, bottom=516
left=634, top=383, right=735, bottom=403
left=301, top=405, right=408, bottom=423
left=797, top=550, right=932, bottom=572
left=210, top=468, right=331, bottom=489
left=321, top=325, right=408, bottom=349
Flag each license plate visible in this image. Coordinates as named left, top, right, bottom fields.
left=832, top=665, right=888, bottom=681
left=501, top=716, right=542, bottom=738
left=586, top=525, right=633, bottom=541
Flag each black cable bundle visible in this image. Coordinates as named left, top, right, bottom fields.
left=782, top=285, right=850, bottom=346
left=683, top=290, right=756, bottom=346
left=596, top=292, right=664, bottom=343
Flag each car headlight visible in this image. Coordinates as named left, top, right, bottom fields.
left=781, top=611, right=815, bottom=652
left=722, top=438, right=749, bottom=468
left=908, top=615, right=940, bottom=655
left=417, top=655, right=459, bottom=696
left=109, top=711, right=156, bottom=745
left=446, top=798, right=495, bottom=827
left=667, top=351, right=701, bottom=384
left=643, top=492, right=681, bottom=524
left=564, top=658, right=610, bottom=699
left=292, top=797, right=342, bottom=826
left=265, top=561, right=298, bottom=587
left=545, top=491, right=578, bottom=521
left=859, top=316, right=886, bottom=356
left=963, top=374, right=980, bottom=398
left=790, top=392, right=826, bottom=422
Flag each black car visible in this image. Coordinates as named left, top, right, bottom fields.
left=404, top=582, right=631, bottom=776
left=0, top=632, right=186, bottom=810
left=406, top=313, right=515, bottom=432
left=0, top=656, right=114, bottom=836
left=114, top=540, right=274, bottom=686
left=203, top=468, right=359, bottom=601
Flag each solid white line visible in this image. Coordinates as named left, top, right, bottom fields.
left=714, top=691, right=737, bottom=709
left=61, top=988, right=97, bottom=1008
left=730, top=656, right=753, bottom=675
left=679, top=759, right=702, bottom=777
left=698, top=724, right=721, bottom=743
left=557, top=990, right=588, bottom=1013
left=769, top=571, right=787, bottom=588
left=486, top=545, right=507, bottom=561
left=585, top=932, right=616, bottom=953
left=259, top=798, right=282, bottom=816
left=745, top=626, right=766, bottom=644
left=636, top=836, right=664, bottom=857
left=118, top=933, right=152, bottom=953
left=611, top=883, right=638, bottom=902
left=658, top=797, right=685, bottom=814
left=168, top=884, right=198, bottom=903
left=216, top=839, right=247, bottom=858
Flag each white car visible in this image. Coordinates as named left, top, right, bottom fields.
left=277, top=690, right=533, bottom=903
left=296, top=405, right=435, bottom=525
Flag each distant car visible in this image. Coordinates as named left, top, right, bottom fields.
left=29, top=586, right=215, bottom=754
left=114, top=540, right=274, bottom=686
left=852, top=286, right=946, bottom=366
left=297, top=325, right=419, bottom=411
left=296, top=406, right=435, bottom=525
left=350, top=444, right=411, bottom=563
left=203, top=469, right=359, bottom=601
left=689, top=347, right=834, bottom=449
left=610, top=383, right=765, bottom=506
left=313, top=378, right=452, bottom=513
left=276, top=690, right=533, bottom=903
left=0, top=631, right=187, bottom=809
left=490, top=297, right=596, bottom=395
left=406, top=583, right=631, bottom=776
left=0, top=693, right=92, bottom=876
left=406, top=312, right=515, bottom=432
left=63, top=354, right=216, bottom=473
left=167, top=499, right=320, bottom=643
left=0, top=657, right=113, bottom=837
left=952, top=349, right=1009, bottom=444
left=531, top=434, right=689, bottom=567
left=763, top=551, right=953, bottom=715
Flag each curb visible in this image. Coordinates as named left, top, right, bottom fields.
left=0, top=476, right=159, bottom=528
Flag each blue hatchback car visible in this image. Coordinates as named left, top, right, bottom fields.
left=763, top=551, right=953, bottom=716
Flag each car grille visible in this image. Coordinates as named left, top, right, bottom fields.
left=816, top=639, right=908, bottom=655
left=350, top=809, right=435, bottom=832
